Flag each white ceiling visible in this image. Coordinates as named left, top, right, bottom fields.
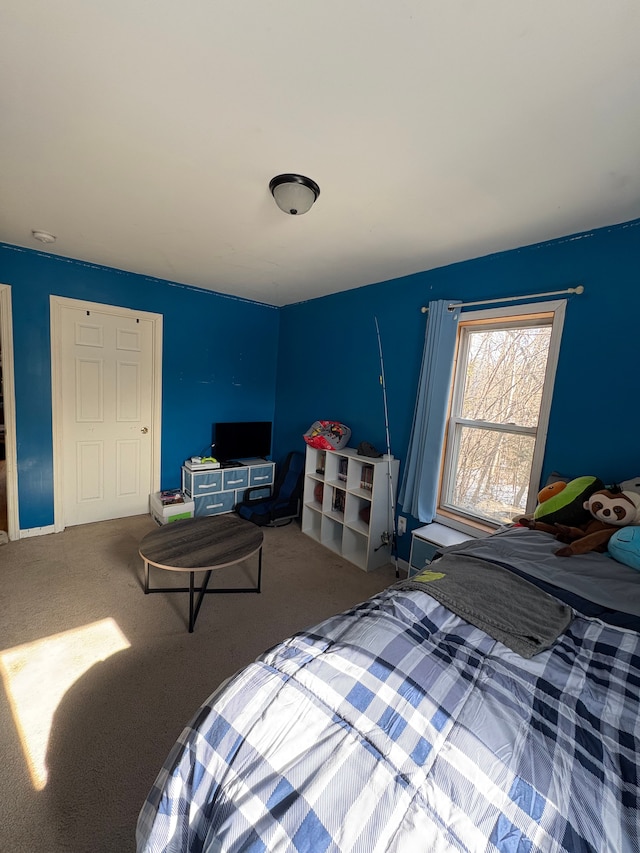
left=2, top=2, right=639, bottom=307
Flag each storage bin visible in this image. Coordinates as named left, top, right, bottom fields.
left=149, top=492, right=195, bottom=525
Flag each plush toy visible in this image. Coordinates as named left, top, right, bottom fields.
left=608, top=526, right=640, bottom=571
left=602, top=478, right=640, bottom=568
left=520, top=488, right=636, bottom=550
left=536, top=480, right=567, bottom=504
left=555, top=489, right=640, bottom=555
left=521, top=488, right=640, bottom=556
left=303, top=420, right=351, bottom=451
left=517, top=475, right=604, bottom=528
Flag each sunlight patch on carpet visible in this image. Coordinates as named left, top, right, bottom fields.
left=0, top=618, right=130, bottom=790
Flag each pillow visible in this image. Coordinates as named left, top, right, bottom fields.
left=533, top=475, right=604, bottom=527
left=608, top=527, right=640, bottom=572
left=619, top=476, right=640, bottom=495
left=544, top=470, right=569, bottom=486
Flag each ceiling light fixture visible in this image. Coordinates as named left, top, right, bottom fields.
left=269, top=174, right=320, bottom=216
left=32, top=230, right=56, bottom=244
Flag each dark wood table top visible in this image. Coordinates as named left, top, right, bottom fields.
left=139, top=514, right=263, bottom=572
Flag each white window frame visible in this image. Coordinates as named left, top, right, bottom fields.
left=435, top=299, right=566, bottom=537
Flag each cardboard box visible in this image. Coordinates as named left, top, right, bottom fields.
left=149, top=492, right=195, bottom=525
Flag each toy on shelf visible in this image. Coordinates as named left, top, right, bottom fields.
left=303, top=420, right=351, bottom=451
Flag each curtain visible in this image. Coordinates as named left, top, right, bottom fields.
left=399, top=299, right=461, bottom=522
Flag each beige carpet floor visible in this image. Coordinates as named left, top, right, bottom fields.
left=0, top=514, right=398, bottom=852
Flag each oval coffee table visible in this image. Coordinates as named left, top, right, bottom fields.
left=139, top=514, right=264, bottom=632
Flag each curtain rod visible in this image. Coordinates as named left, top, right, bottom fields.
left=420, top=284, right=584, bottom=313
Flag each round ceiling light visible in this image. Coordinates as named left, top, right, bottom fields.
left=32, top=230, right=57, bottom=244
left=269, top=174, right=320, bottom=215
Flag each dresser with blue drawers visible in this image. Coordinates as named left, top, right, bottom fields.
left=181, top=459, right=275, bottom=517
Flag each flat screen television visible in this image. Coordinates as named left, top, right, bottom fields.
left=212, top=421, right=272, bottom=462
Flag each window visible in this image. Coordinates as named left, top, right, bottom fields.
left=438, top=300, right=565, bottom=532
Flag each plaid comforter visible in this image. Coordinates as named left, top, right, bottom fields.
left=137, top=588, right=640, bottom=852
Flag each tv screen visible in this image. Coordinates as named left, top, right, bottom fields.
left=212, top=421, right=272, bottom=462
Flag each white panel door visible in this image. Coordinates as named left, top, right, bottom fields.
left=60, top=304, right=156, bottom=526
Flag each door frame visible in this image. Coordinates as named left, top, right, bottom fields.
left=0, top=284, right=19, bottom=541
left=50, top=296, right=163, bottom=532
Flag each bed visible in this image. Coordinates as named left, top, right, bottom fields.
left=136, top=526, right=640, bottom=852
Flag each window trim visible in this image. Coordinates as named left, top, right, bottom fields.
left=435, top=299, right=566, bottom=536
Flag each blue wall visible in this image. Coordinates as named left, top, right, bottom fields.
left=276, top=218, right=640, bottom=561
left=4, top=217, right=640, bottom=549
left=0, top=244, right=279, bottom=530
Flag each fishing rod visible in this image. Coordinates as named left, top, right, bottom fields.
left=374, top=316, right=400, bottom=578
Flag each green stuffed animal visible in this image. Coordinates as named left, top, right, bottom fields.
left=519, top=475, right=604, bottom=528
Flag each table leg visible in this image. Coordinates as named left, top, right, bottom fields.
left=188, top=572, right=195, bottom=633
left=192, top=570, right=213, bottom=631
left=144, top=560, right=149, bottom=594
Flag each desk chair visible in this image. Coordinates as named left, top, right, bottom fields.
left=236, top=451, right=304, bottom=527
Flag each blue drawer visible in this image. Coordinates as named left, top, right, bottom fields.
left=194, top=490, right=236, bottom=516
left=409, top=537, right=439, bottom=577
left=223, top=468, right=249, bottom=491
left=250, top=464, right=274, bottom=486
left=246, top=486, right=271, bottom=502
left=190, top=469, right=223, bottom=494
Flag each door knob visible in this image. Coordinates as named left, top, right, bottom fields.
left=141, top=426, right=148, bottom=434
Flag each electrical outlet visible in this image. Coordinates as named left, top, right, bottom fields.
left=397, top=516, right=407, bottom=536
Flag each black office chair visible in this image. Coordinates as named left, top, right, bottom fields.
left=236, top=451, right=305, bottom=527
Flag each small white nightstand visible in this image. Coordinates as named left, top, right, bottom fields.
left=408, top=522, right=473, bottom=577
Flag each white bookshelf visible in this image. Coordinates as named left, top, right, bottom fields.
left=301, top=445, right=399, bottom=572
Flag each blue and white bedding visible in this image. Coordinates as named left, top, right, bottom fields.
left=137, top=529, right=640, bottom=853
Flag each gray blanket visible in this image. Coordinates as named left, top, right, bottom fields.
left=444, top=526, right=640, bottom=616
left=394, top=552, right=573, bottom=658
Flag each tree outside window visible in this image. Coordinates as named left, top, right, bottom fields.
left=439, top=302, right=565, bottom=530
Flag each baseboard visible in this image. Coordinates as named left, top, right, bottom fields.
left=20, top=524, right=56, bottom=538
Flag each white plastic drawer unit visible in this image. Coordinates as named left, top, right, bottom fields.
left=181, top=460, right=275, bottom=518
